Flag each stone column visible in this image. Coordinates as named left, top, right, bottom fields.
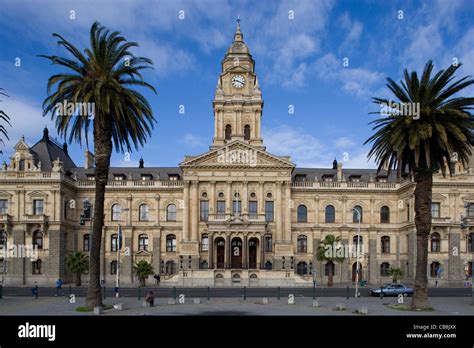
left=226, top=181, right=232, bottom=214
left=47, top=229, right=66, bottom=280
left=276, top=182, right=283, bottom=241
left=342, top=196, right=347, bottom=225
left=182, top=181, right=189, bottom=241
left=368, top=239, right=377, bottom=284
left=242, top=181, right=248, bottom=215
left=243, top=234, right=248, bottom=269
left=260, top=236, right=265, bottom=269
left=341, top=238, right=349, bottom=283
left=121, top=235, right=133, bottom=283
left=314, top=195, right=319, bottom=225
left=155, top=194, right=160, bottom=225
left=191, top=181, right=198, bottom=241
left=259, top=181, right=264, bottom=216
left=448, top=228, right=462, bottom=286
left=11, top=228, right=26, bottom=285
left=152, top=236, right=161, bottom=276
left=284, top=181, right=291, bottom=241
left=210, top=181, right=216, bottom=217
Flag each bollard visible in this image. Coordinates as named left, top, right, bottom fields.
left=243, top=286, right=247, bottom=300
left=138, top=287, right=142, bottom=300
left=312, top=281, right=316, bottom=300
left=207, top=286, right=210, bottom=301
left=35, top=285, right=38, bottom=299
left=69, top=285, right=72, bottom=296
left=346, top=286, right=349, bottom=300
left=103, top=285, right=106, bottom=300
left=173, top=286, right=177, bottom=300
left=277, top=286, right=280, bottom=300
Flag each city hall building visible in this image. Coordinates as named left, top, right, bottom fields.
left=1, top=23, right=473, bottom=287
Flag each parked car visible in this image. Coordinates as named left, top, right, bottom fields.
left=370, top=283, right=414, bottom=297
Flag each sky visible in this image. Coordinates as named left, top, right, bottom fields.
left=0, top=0, right=473, bottom=169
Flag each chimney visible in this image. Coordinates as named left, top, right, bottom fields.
left=139, top=157, right=144, bottom=168
left=43, top=126, right=49, bottom=142
left=337, top=162, right=343, bottom=181
left=84, top=150, right=95, bottom=169
left=63, top=142, right=68, bottom=155
left=332, top=158, right=338, bottom=170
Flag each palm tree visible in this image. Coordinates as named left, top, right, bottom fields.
left=365, top=60, right=474, bottom=309
left=388, top=267, right=403, bottom=283
left=133, top=260, right=154, bottom=287
left=65, top=251, right=89, bottom=286
left=0, top=88, right=11, bottom=152
left=316, top=235, right=345, bottom=287
left=40, top=22, right=156, bottom=308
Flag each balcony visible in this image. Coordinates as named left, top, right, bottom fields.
left=0, top=214, right=11, bottom=224
left=291, top=180, right=399, bottom=190
left=25, top=214, right=49, bottom=223
left=76, top=180, right=183, bottom=188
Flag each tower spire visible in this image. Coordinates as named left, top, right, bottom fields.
left=234, top=15, right=243, bottom=42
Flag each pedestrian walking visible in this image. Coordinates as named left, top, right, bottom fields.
left=55, top=278, right=63, bottom=296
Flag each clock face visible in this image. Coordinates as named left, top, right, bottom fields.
left=232, top=75, right=245, bottom=88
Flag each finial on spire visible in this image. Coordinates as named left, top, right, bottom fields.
left=234, top=15, right=243, bottom=42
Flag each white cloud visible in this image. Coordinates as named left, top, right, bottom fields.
left=333, top=136, right=355, bottom=149
left=183, top=133, right=206, bottom=148
left=338, top=13, right=363, bottom=54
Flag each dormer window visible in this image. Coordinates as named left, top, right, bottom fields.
left=86, top=175, right=95, bottom=181
left=141, top=174, right=152, bottom=181
left=322, top=175, right=334, bottom=182
left=169, top=174, right=180, bottom=181
left=376, top=176, right=388, bottom=183
left=349, top=175, right=361, bottom=182
left=294, top=174, right=307, bottom=182
left=114, top=174, right=126, bottom=181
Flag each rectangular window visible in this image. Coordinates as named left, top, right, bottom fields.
left=265, top=235, right=272, bottom=252
left=431, top=203, right=440, bottom=218
left=201, top=235, right=209, bottom=251
left=111, top=235, right=118, bottom=252
left=86, top=175, right=95, bottom=181
left=265, top=201, right=274, bottom=222
left=0, top=199, right=8, bottom=214
left=200, top=201, right=209, bottom=221
left=33, top=199, right=44, bottom=215
left=232, top=200, right=241, bottom=215
left=407, top=203, right=410, bottom=222
left=217, top=200, right=225, bottom=218
left=249, top=201, right=258, bottom=219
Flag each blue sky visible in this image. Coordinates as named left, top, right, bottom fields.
left=0, top=0, right=473, bottom=169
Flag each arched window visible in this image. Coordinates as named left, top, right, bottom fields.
left=111, top=204, right=121, bottom=221
left=138, top=234, right=148, bottom=251
left=200, top=260, right=208, bottom=269
left=431, top=232, right=441, bottom=252
left=297, top=235, right=307, bottom=253
left=325, top=205, right=335, bottom=223
left=166, top=234, right=177, bottom=252
left=110, top=260, right=117, bottom=275
left=353, top=205, right=363, bottom=223
left=111, top=234, right=118, bottom=252
left=297, top=205, right=307, bottom=223
left=139, top=204, right=149, bottom=221
left=353, top=235, right=363, bottom=247
left=83, top=234, right=90, bottom=252
left=32, top=259, right=42, bottom=274
left=33, top=230, right=43, bottom=250
left=468, top=232, right=474, bottom=252
left=167, top=204, right=177, bottom=221
left=325, top=261, right=335, bottom=276
left=244, top=125, right=251, bottom=140
left=430, top=261, right=440, bottom=277
left=225, top=125, right=232, bottom=140
left=381, top=236, right=390, bottom=254
left=296, top=262, right=307, bottom=275
left=265, top=261, right=273, bottom=270
left=201, top=234, right=209, bottom=251
left=0, top=230, right=7, bottom=249
left=380, top=206, right=390, bottom=223
left=166, top=260, right=176, bottom=274
left=380, top=262, right=390, bottom=276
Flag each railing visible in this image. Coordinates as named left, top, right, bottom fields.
left=292, top=181, right=313, bottom=187
left=291, top=181, right=399, bottom=190
left=375, top=182, right=396, bottom=189
left=76, top=180, right=183, bottom=188
left=0, top=172, right=62, bottom=180
left=320, top=181, right=341, bottom=188
left=347, top=182, right=368, bottom=188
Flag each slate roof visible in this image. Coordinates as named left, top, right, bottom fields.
left=30, top=128, right=77, bottom=172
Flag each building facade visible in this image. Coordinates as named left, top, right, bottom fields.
left=1, top=23, right=473, bottom=287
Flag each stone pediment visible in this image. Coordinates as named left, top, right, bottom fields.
left=180, top=140, right=294, bottom=169
left=224, top=65, right=252, bottom=74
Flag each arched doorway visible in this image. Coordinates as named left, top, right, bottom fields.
left=231, top=237, right=242, bottom=268
left=352, top=262, right=363, bottom=282
left=248, top=238, right=258, bottom=269
left=216, top=238, right=225, bottom=269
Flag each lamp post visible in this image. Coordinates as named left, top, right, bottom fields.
left=353, top=207, right=361, bottom=298
left=461, top=203, right=473, bottom=305
left=116, top=208, right=129, bottom=298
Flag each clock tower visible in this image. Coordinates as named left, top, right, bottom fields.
left=212, top=19, right=264, bottom=149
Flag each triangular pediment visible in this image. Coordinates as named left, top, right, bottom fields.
left=180, top=140, right=294, bottom=169
left=13, top=138, right=30, bottom=152
left=27, top=191, right=48, bottom=197
left=224, top=65, right=252, bottom=74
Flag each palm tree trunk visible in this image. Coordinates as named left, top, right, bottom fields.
left=85, top=121, right=112, bottom=308
left=328, top=268, right=333, bottom=287
left=411, top=169, right=432, bottom=310
left=76, top=274, right=81, bottom=287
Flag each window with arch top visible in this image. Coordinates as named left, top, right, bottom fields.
left=225, top=125, right=232, bottom=140
left=244, top=125, right=250, bottom=140
left=297, top=205, right=307, bottom=223
left=167, top=204, right=177, bottom=221
left=325, top=205, right=335, bottom=223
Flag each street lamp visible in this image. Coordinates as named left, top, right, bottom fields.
left=461, top=203, right=473, bottom=305
left=353, top=207, right=362, bottom=298
left=116, top=207, right=129, bottom=298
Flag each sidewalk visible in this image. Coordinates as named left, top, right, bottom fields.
left=0, top=296, right=473, bottom=316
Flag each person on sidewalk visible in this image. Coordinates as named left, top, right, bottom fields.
left=145, top=291, right=155, bottom=307
left=55, top=278, right=63, bottom=296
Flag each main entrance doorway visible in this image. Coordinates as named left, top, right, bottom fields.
left=231, top=238, right=242, bottom=268
left=216, top=238, right=225, bottom=269
left=352, top=262, right=363, bottom=282
left=248, top=238, right=258, bottom=269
